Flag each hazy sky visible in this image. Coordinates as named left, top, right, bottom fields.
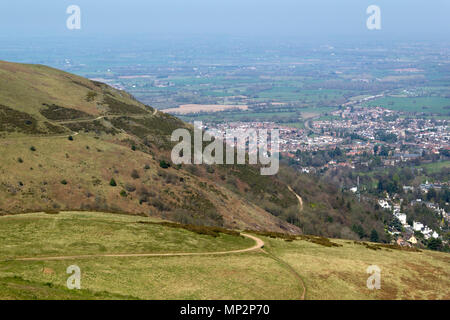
left=0, top=0, right=449, bottom=39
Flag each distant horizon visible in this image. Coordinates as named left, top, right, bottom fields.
left=1, top=33, right=448, bottom=72
left=0, top=0, right=448, bottom=39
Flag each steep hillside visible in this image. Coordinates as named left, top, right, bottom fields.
left=0, top=60, right=299, bottom=233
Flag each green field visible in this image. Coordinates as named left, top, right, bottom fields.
left=362, top=96, right=450, bottom=115
left=0, top=212, right=253, bottom=260
left=417, top=160, right=450, bottom=174
left=179, top=106, right=337, bottom=123
left=0, top=211, right=448, bottom=300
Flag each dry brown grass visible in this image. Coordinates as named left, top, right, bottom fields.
left=264, top=237, right=450, bottom=300
left=0, top=134, right=291, bottom=232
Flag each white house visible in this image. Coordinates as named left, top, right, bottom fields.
left=423, top=226, right=433, bottom=239
left=378, top=200, right=391, bottom=210
left=397, top=213, right=407, bottom=225
left=413, top=221, right=424, bottom=232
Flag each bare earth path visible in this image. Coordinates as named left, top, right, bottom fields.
left=0, top=110, right=157, bottom=141
left=288, top=186, right=303, bottom=211
left=15, top=233, right=264, bottom=262
left=265, top=185, right=305, bottom=299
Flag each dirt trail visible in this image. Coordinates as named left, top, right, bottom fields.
left=56, top=114, right=148, bottom=124
left=262, top=250, right=306, bottom=300
left=0, top=110, right=157, bottom=141
left=288, top=186, right=303, bottom=212
left=15, top=233, right=264, bottom=262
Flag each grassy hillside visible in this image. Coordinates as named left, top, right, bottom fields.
left=0, top=212, right=253, bottom=260
left=0, top=60, right=299, bottom=233
left=263, top=234, right=450, bottom=299
left=0, top=212, right=448, bottom=300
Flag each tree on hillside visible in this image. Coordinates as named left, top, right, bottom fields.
left=426, top=188, right=437, bottom=201
left=427, top=238, right=443, bottom=251
left=351, top=224, right=365, bottom=239
left=373, top=145, right=379, bottom=155
left=370, top=229, right=379, bottom=243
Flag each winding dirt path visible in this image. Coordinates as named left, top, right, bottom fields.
left=15, top=233, right=264, bottom=262
left=288, top=186, right=303, bottom=212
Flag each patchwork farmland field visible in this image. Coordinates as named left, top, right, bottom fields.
left=162, top=104, right=248, bottom=114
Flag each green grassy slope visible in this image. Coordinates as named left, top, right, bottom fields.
left=0, top=212, right=253, bottom=260
left=0, top=212, right=448, bottom=300
left=0, top=61, right=149, bottom=117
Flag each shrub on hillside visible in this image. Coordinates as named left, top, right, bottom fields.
left=149, top=197, right=171, bottom=211
left=131, top=169, right=140, bottom=179
left=44, top=209, right=60, bottom=215
left=245, top=230, right=297, bottom=241
left=125, top=183, right=136, bottom=192
left=138, top=219, right=240, bottom=238
left=427, top=238, right=443, bottom=251
left=157, top=170, right=178, bottom=184
left=109, top=178, right=117, bottom=187
left=86, top=91, right=97, bottom=102
left=159, top=160, right=171, bottom=169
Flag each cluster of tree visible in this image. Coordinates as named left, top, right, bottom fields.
left=294, top=147, right=346, bottom=167
left=377, top=177, right=401, bottom=195
left=404, top=203, right=445, bottom=232
left=373, top=144, right=391, bottom=157
left=347, top=132, right=368, bottom=141
left=375, top=131, right=398, bottom=143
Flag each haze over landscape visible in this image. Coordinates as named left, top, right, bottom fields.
left=0, top=0, right=449, bottom=304
left=1, top=0, right=449, bottom=38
